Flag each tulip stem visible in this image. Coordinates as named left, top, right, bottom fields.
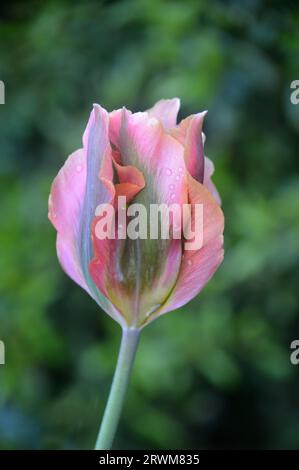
left=95, top=327, right=141, bottom=450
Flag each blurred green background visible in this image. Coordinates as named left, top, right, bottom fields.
left=1, top=0, right=299, bottom=450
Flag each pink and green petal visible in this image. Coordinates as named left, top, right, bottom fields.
left=108, top=108, right=123, bottom=149
left=48, top=149, right=87, bottom=291
left=171, top=112, right=207, bottom=184
left=151, top=174, right=224, bottom=321
left=118, top=108, right=187, bottom=205
left=204, top=157, right=221, bottom=204
left=90, top=109, right=188, bottom=326
left=49, top=105, right=123, bottom=325
left=90, top=226, right=183, bottom=327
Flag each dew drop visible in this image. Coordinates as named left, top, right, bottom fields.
left=175, top=175, right=180, bottom=181
left=178, top=166, right=183, bottom=173
left=170, top=193, right=175, bottom=200
left=187, top=259, right=192, bottom=266
left=165, top=168, right=172, bottom=176
left=76, top=164, right=82, bottom=172
left=169, top=184, right=175, bottom=190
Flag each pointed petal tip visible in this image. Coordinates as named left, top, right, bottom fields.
left=92, top=103, right=108, bottom=117
left=147, top=98, right=181, bottom=129
left=201, top=110, right=208, bottom=120
left=165, top=97, right=181, bottom=110
left=193, top=110, right=208, bottom=120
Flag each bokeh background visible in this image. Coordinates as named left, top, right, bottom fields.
left=1, top=0, right=299, bottom=450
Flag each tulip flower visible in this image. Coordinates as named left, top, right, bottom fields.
left=48, top=98, right=224, bottom=449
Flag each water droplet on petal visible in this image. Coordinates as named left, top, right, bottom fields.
left=165, top=168, right=172, bottom=176
left=175, top=175, right=180, bottom=181
left=76, top=164, right=82, bottom=172
left=169, top=184, right=175, bottom=190
left=187, top=259, right=192, bottom=266
left=170, top=193, right=175, bottom=200
left=178, top=166, right=183, bottom=173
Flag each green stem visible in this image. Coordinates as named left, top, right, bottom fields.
left=95, top=327, right=141, bottom=450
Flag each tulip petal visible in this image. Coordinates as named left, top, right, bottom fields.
left=118, top=108, right=189, bottom=239
left=49, top=105, right=124, bottom=325
left=171, top=112, right=206, bottom=183
left=80, top=105, right=113, bottom=274
left=148, top=174, right=224, bottom=323
left=48, top=149, right=87, bottom=291
left=147, top=98, right=180, bottom=129
left=113, top=160, right=145, bottom=203
left=90, top=109, right=188, bottom=326
left=204, top=157, right=221, bottom=205
left=89, top=159, right=146, bottom=325
left=90, top=223, right=183, bottom=327
left=119, top=109, right=187, bottom=203
left=109, top=109, right=123, bottom=148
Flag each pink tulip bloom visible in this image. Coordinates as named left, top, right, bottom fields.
left=48, top=99, right=224, bottom=329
